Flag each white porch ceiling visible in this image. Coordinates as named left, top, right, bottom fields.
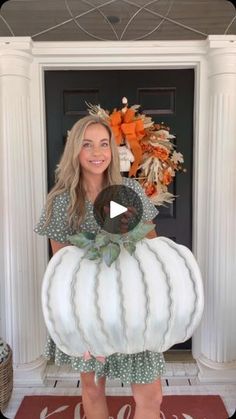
left=0, top=0, right=235, bottom=41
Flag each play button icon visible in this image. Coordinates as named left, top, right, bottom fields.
left=93, top=184, right=143, bottom=234
left=110, top=201, right=127, bottom=219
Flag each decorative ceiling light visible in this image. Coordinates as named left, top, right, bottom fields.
left=106, top=15, right=121, bottom=25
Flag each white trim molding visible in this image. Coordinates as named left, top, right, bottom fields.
left=0, top=35, right=236, bottom=385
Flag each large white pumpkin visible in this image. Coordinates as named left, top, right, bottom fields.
left=42, top=237, right=204, bottom=357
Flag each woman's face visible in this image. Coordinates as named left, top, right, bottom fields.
left=78, top=123, right=112, bottom=177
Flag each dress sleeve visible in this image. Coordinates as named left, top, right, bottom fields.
left=124, top=178, right=159, bottom=221
left=34, top=193, right=75, bottom=243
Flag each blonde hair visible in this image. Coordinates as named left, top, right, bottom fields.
left=45, top=115, right=122, bottom=229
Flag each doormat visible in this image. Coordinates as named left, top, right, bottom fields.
left=15, top=395, right=228, bottom=419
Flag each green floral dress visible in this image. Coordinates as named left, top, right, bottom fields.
left=34, top=177, right=166, bottom=384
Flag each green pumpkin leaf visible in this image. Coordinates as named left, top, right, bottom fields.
left=95, top=232, right=110, bottom=247
left=83, top=232, right=96, bottom=240
left=123, top=241, right=136, bottom=255
left=101, top=243, right=121, bottom=267
left=67, top=233, right=93, bottom=248
left=100, top=230, right=122, bottom=244
left=85, top=246, right=100, bottom=260
left=126, top=222, right=155, bottom=242
left=110, top=234, right=123, bottom=244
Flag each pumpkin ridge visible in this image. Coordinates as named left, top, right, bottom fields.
left=132, top=247, right=150, bottom=352
left=161, top=238, right=200, bottom=341
left=94, top=259, right=115, bottom=355
left=115, top=258, right=129, bottom=353
left=144, top=240, right=174, bottom=352
left=46, top=248, right=70, bottom=353
left=70, top=252, right=91, bottom=353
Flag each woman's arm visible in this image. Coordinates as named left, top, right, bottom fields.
left=50, top=239, right=69, bottom=255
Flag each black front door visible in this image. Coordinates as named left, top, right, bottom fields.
left=45, top=69, right=194, bottom=349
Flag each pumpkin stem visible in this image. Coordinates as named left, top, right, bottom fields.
left=67, top=222, right=155, bottom=267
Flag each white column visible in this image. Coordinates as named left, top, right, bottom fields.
left=0, top=38, right=46, bottom=385
left=196, top=37, right=236, bottom=381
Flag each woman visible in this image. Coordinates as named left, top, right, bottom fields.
left=35, top=115, right=165, bottom=419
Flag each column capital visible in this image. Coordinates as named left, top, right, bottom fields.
left=0, top=36, right=33, bottom=51
left=206, top=36, right=236, bottom=77
left=0, top=40, right=33, bottom=79
left=207, top=35, right=236, bottom=50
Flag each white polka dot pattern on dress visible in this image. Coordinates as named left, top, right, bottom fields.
left=43, top=335, right=165, bottom=384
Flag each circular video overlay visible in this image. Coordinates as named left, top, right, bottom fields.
left=93, top=185, right=143, bottom=234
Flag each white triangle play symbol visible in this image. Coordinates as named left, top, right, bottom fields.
left=110, top=201, right=127, bottom=219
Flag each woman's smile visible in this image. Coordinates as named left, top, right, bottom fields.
left=89, top=159, right=105, bottom=165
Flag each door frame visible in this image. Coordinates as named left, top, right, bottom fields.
left=1, top=36, right=236, bottom=384
left=34, top=39, right=208, bottom=368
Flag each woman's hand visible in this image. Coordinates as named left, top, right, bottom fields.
left=120, top=206, right=137, bottom=234
left=120, top=210, right=157, bottom=238
left=103, top=205, right=137, bottom=234
left=103, top=205, right=157, bottom=237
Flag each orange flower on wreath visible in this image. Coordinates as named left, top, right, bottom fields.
left=141, top=143, right=153, bottom=154
left=144, top=182, right=156, bottom=197
left=152, top=146, right=169, bottom=161
left=162, top=169, right=173, bottom=185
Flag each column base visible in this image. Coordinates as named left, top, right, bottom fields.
left=13, top=356, right=47, bottom=387
left=197, top=355, right=236, bottom=383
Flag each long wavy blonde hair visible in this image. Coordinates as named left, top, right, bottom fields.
left=44, top=115, right=122, bottom=229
